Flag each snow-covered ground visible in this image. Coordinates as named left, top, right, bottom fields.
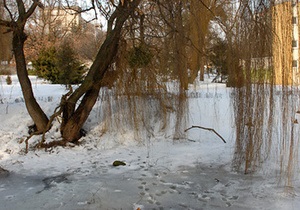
left=0, top=75, right=299, bottom=210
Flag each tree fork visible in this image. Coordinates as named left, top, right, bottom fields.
left=62, top=84, right=101, bottom=142
left=61, top=0, right=142, bottom=143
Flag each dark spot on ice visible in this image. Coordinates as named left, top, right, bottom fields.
left=36, top=173, right=71, bottom=194
left=0, top=167, right=9, bottom=178
left=170, top=185, right=176, bottom=189
left=112, top=160, right=126, bottom=166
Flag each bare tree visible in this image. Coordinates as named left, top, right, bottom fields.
left=0, top=0, right=50, bottom=132
left=0, top=0, right=141, bottom=143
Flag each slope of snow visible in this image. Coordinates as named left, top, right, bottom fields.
left=0, top=75, right=300, bottom=210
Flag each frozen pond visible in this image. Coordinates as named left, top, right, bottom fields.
left=1, top=76, right=300, bottom=209
left=1, top=140, right=300, bottom=210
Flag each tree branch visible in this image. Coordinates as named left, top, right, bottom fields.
left=3, top=0, right=14, bottom=21
left=0, top=19, right=12, bottom=28
left=66, top=0, right=141, bottom=105
left=184, top=125, right=227, bottom=143
left=16, top=0, right=26, bottom=19
left=24, top=0, right=43, bottom=21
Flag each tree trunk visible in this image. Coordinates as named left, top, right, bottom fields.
left=13, top=29, right=49, bottom=132
left=61, top=0, right=141, bottom=142
left=60, top=26, right=121, bottom=141
left=62, top=84, right=101, bottom=142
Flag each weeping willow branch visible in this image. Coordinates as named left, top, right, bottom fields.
left=184, top=125, right=227, bottom=143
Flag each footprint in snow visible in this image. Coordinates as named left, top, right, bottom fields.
left=220, top=194, right=239, bottom=207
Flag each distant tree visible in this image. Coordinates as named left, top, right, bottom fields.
left=33, top=41, right=86, bottom=84
left=56, top=41, right=86, bottom=84
left=207, top=36, right=228, bottom=75
left=0, top=2, right=12, bottom=63
left=71, top=23, right=106, bottom=62
left=32, top=46, right=59, bottom=83
left=127, top=45, right=152, bottom=68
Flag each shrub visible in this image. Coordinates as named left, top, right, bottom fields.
left=32, top=47, right=59, bottom=83
left=32, top=43, right=86, bottom=84
left=0, top=68, right=11, bottom=75
left=56, top=41, right=86, bottom=85
left=6, top=75, right=12, bottom=85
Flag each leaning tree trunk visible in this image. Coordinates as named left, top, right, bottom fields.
left=61, top=0, right=141, bottom=143
left=62, top=84, right=101, bottom=142
left=13, top=29, right=49, bottom=132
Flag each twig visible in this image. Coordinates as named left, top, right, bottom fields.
left=184, top=125, right=227, bottom=143
left=23, top=130, right=43, bottom=153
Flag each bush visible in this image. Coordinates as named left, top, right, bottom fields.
left=32, top=42, right=86, bottom=84
left=6, top=75, right=12, bottom=85
left=0, top=68, right=11, bottom=75
left=32, top=47, right=59, bottom=83
left=56, top=42, right=86, bottom=85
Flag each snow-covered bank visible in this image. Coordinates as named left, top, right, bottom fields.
left=0, top=75, right=300, bottom=210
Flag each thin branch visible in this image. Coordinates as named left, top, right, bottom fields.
left=184, top=125, right=227, bottom=143
left=3, top=0, right=14, bottom=21
left=0, top=19, right=12, bottom=28
left=21, top=130, right=43, bottom=153
left=24, top=0, right=43, bottom=21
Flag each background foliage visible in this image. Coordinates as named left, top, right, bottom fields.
left=32, top=42, right=86, bottom=84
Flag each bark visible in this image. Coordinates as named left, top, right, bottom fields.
left=62, top=84, right=101, bottom=142
left=13, top=28, right=49, bottom=132
left=61, top=0, right=141, bottom=142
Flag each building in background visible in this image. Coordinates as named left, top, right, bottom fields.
left=40, top=6, right=85, bottom=36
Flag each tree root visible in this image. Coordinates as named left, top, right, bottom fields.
left=40, top=86, right=73, bottom=145
left=184, top=125, right=227, bottom=143
left=37, top=140, right=67, bottom=149
left=21, top=130, right=43, bottom=154
left=23, top=87, right=74, bottom=151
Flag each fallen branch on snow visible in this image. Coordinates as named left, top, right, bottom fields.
left=184, top=125, right=227, bottom=143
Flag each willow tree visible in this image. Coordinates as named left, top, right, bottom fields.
left=98, top=0, right=191, bottom=139
left=228, top=0, right=300, bottom=191
left=188, top=0, right=227, bottom=82
left=0, top=0, right=141, bottom=144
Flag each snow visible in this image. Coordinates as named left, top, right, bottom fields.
left=0, top=75, right=300, bottom=210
